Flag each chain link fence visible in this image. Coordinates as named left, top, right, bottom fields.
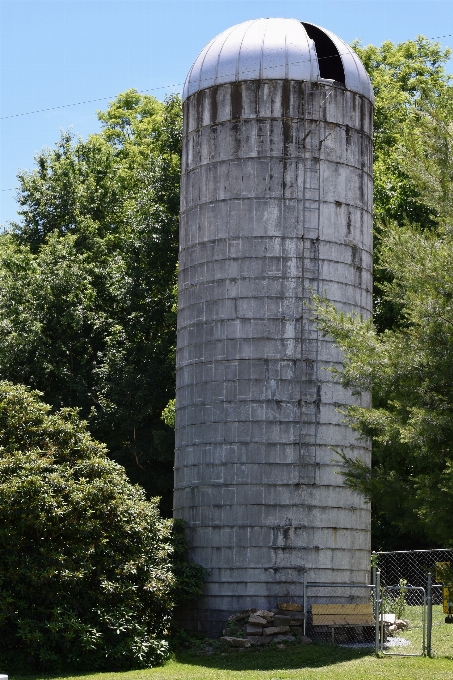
left=303, top=580, right=377, bottom=647
left=375, top=549, right=453, bottom=604
left=301, top=550, right=452, bottom=657
left=375, top=548, right=453, bottom=658
left=303, top=578, right=427, bottom=655
left=429, top=582, right=452, bottom=658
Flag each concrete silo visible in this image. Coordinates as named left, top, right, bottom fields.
left=174, top=17, right=373, bottom=634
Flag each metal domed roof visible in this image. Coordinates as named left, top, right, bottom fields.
left=183, top=18, right=374, bottom=103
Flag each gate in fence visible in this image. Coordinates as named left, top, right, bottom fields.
left=376, top=579, right=426, bottom=656
left=375, top=548, right=453, bottom=657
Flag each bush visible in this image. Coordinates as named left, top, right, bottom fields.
left=0, top=381, right=174, bottom=671
left=169, top=518, right=207, bottom=606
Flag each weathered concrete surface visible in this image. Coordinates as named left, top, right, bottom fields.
left=175, top=78, right=373, bottom=634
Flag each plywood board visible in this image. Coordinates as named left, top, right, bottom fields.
left=311, top=604, right=374, bottom=626
left=311, top=604, right=372, bottom=614
left=312, top=616, right=374, bottom=625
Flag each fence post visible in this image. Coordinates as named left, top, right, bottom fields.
left=427, top=571, right=432, bottom=657
left=303, top=570, right=307, bottom=637
left=371, top=551, right=377, bottom=587
left=375, top=570, right=380, bottom=656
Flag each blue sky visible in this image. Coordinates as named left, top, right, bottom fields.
left=1, top=0, right=452, bottom=226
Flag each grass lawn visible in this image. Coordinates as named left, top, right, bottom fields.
left=9, top=643, right=453, bottom=680
left=8, top=606, right=453, bottom=680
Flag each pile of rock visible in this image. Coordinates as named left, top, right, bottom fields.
left=220, top=603, right=312, bottom=648
left=379, top=613, right=409, bottom=642
left=388, top=618, right=409, bottom=635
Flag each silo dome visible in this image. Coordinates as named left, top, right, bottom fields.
left=183, top=17, right=373, bottom=102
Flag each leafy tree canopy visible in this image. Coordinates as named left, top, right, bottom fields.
left=354, top=38, right=453, bottom=334
left=354, top=37, right=452, bottom=229
left=1, top=90, right=182, bottom=512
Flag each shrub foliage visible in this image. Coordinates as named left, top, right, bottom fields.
left=0, top=381, right=174, bottom=671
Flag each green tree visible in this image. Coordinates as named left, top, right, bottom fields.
left=1, top=90, right=182, bottom=512
left=0, top=381, right=173, bottom=671
left=310, top=39, right=453, bottom=550
left=354, top=38, right=452, bottom=333
left=355, top=37, right=451, bottom=229
left=398, top=92, right=453, bottom=229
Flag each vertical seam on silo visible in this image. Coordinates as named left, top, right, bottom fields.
left=284, top=20, right=289, bottom=80
left=298, top=83, right=307, bottom=486
left=313, top=90, right=323, bottom=483
left=295, top=89, right=302, bottom=482
left=312, top=87, right=320, bottom=485
left=259, top=19, right=266, bottom=80
left=237, top=19, right=256, bottom=83
left=299, top=85, right=323, bottom=486
left=196, top=33, right=219, bottom=94
left=212, top=24, right=237, bottom=88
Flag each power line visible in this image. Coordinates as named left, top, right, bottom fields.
left=0, top=49, right=354, bottom=120
left=0, top=84, right=183, bottom=120
left=1, top=32, right=451, bottom=122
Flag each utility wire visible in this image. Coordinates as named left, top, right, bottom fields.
left=0, top=49, right=348, bottom=121
left=0, top=84, right=182, bottom=121
left=1, top=31, right=451, bottom=122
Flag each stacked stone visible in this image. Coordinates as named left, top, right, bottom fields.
left=220, top=603, right=311, bottom=648
left=382, top=614, right=409, bottom=636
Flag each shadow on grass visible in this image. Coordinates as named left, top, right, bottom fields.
left=174, top=642, right=374, bottom=672
left=6, top=643, right=375, bottom=679
left=9, top=675, right=93, bottom=680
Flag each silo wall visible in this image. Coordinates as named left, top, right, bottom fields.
left=175, top=79, right=373, bottom=634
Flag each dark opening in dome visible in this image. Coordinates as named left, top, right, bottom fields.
left=302, top=22, right=345, bottom=85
